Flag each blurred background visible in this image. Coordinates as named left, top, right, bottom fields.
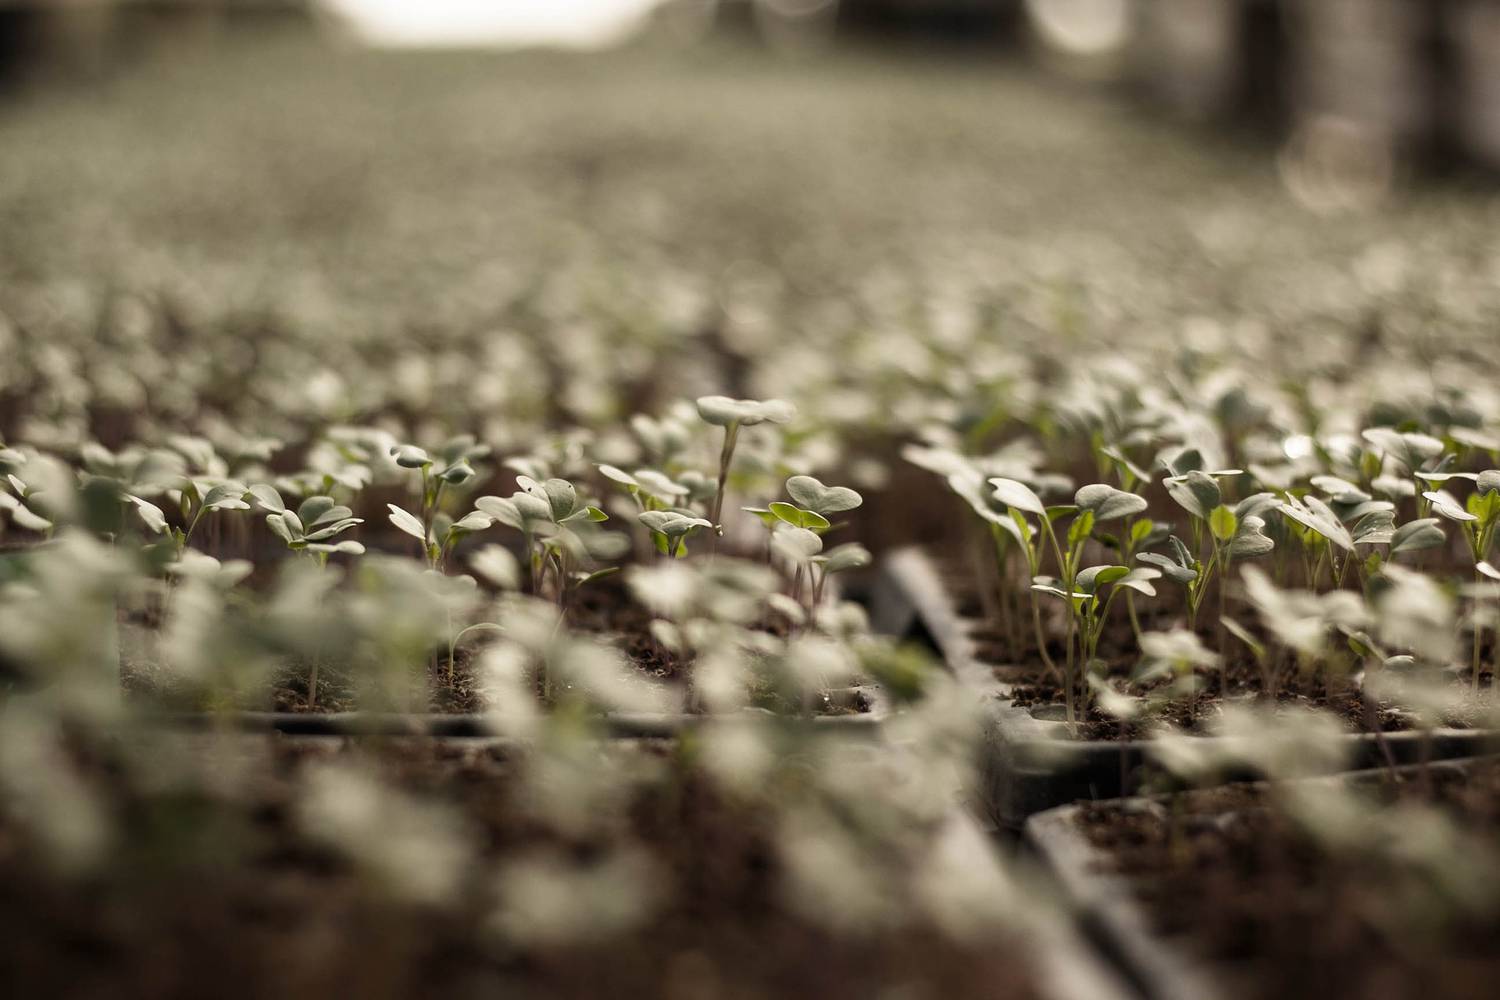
left=4, top=0, right=1500, bottom=453
left=5, top=0, right=1498, bottom=175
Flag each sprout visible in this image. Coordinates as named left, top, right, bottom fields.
left=387, top=439, right=494, bottom=570
left=695, top=395, right=796, bottom=550
left=785, top=475, right=864, bottom=517
left=256, top=487, right=365, bottom=563
left=480, top=477, right=621, bottom=612
left=637, top=510, right=713, bottom=558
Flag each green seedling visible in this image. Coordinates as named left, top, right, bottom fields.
left=1423, top=470, right=1500, bottom=691
left=167, top=478, right=253, bottom=558
left=745, top=475, right=863, bottom=543
left=1033, top=561, right=1159, bottom=725
left=1146, top=467, right=1276, bottom=636
left=252, top=485, right=365, bottom=563
left=695, top=395, right=795, bottom=550
left=1077, top=481, right=1154, bottom=639
left=637, top=510, right=713, bottom=558
left=386, top=438, right=491, bottom=570
left=479, top=477, right=622, bottom=610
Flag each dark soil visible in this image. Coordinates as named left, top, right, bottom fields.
left=936, top=556, right=1492, bottom=740
left=0, top=736, right=1038, bottom=1000
left=1073, top=760, right=1500, bottom=1000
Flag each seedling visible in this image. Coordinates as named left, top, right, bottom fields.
left=1144, top=469, right=1276, bottom=636
left=1423, top=470, right=1500, bottom=691
left=478, top=476, right=622, bottom=612
left=252, top=485, right=365, bottom=564
left=995, top=477, right=1155, bottom=723
left=637, top=510, right=713, bottom=558
left=386, top=438, right=491, bottom=570
left=694, top=395, right=795, bottom=549
left=167, top=478, right=253, bottom=558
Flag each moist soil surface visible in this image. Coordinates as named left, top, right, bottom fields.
left=1072, top=760, right=1500, bottom=1000
left=0, top=736, right=1038, bottom=1000
left=935, top=555, right=1493, bottom=740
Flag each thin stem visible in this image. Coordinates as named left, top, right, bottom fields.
left=1474, top=564, right=1485, bottom=696
left=707, top=422, right=740, bottom=555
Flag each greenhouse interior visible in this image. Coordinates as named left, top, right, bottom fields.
left=3, top=2, right=1500, bottom=998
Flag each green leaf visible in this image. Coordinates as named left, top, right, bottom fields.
left=387, top=504, right=428, bottom=542
left=1130, top=518, right=1154, bottom=545
left=598, top=464, right=639, bottom=488
left=1075, top=483, right=1148, bottom=522
left=543, top=479, right=578, bottom=521
left=266, top=513, right=295, bottom=544
left=634, top=469, right=688, bottom=500
left=786, top=475, right=863, bottom=515
left=1390, top=518, right=1446, bottom=555
left=1278, top=494, right=1353, bottom=551
left=249, top=483, right=285, bottom=513
left=771, top=526, right=824, bottom=562
left=822, top=542, right=872, bottom=573
left=1115, top=566, right=1161, bottom=597
left=769, top=501, right=830, bottom=532
left=1076, top=564, right=1128, bottom=593
left=201, top=482, right=250, bottom=512
left=1138, top=551, right=1197, bottom=584
left=988, top=477, right=1046, bottom=516
left=309, top=504, right=355, bottom=528
left=1067, top=509, right=1096, bottom=548
left=297, top=495, right=338, bottom=526
left=1423, top=490, right=1478, bottom=523
left=1229, top=515, right=1275, bottom=558
left=304, top=517, right=362, bottom=541
left=1209, top=505, right=1238, bottom=543
left=307, top=540, right=365, bottom=556
left=475, top=495, right=524, bottom=530
left=1234, top=492, right=1281, bottom=520
left=511, top=492, right=555, bottom=525
left=128, top=495, right=168, bottom=534
left=638, top=510, right=712, bottom=540
left=1361, top=428, right=1444, bottom=475
left=1466, top=490, right=1500, bottom=526
left=1008, top=509, right=1033, bottom=546
left=439, top=459, right=475, bottom=485
left=1164, top=470, right=1221, bottom=521
left=449, top=510, right=494, bottom=535
left=1099, top=445, right=1152, bottom=487
left=694, top=395, right=796, bottom=427
left=741, top=506, right=777, bottom=527
left=392, top=444, right=432, bottom=469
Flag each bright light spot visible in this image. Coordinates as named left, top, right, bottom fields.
left=1025, top=0, right=1130, bottom=57
left=1283, top=435, right=1315, bottom=461
left=319, top=0, right=662, bottom=49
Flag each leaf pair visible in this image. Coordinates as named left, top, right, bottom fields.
left=259, top=488, right=364, bottom=553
